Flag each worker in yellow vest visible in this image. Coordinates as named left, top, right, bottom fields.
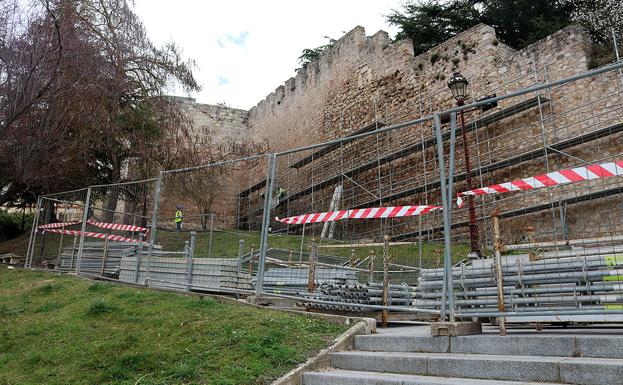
left=175, top=205, right=183, bottom=231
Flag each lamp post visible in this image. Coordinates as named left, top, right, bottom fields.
left=447, top=72, right=481, bottom=258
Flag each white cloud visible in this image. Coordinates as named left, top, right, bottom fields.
left=133, top=0, right=403, bottom=110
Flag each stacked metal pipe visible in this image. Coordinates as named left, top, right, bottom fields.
left=255, top=267, right=358, bottom=295
left=415, top=245, right=623, bottom=315
left=299, top=279, right=416, bottom=312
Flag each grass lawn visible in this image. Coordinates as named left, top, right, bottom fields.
left=1, top=229, right=470, bottom=270
left=0, top=267, right=349, bottom=385
left=155, top=229, right=469, bottom=268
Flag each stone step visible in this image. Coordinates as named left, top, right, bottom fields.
left=330, top=351, right=623, bottom=385
left=354, top=334, right=623, bottom=358
left=303, top=370, right=572, bottom=385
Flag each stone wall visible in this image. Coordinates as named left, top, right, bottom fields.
left=173, top=96, right=249, bottom=146
left=158, top=97, right=254, bottom=232
left=182, top=24, right=623, bottom=243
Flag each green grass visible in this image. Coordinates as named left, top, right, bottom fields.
left=155, top=229, right=470, bottom=269
left=0, top=267, right=348, bottom=385
left=1, top=229, right=470, bottom=270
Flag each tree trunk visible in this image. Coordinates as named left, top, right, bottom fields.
left=103, top=157, right=122, bottom=223
left=43, top=199, right=56, bottom=224
left=20, top=204, right=26, bottom=231
left=201, top=207, right=208, bottom=230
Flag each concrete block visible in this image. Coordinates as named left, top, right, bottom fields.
left=426, top=353, right=562, bottom=383
left=560, top=357, right=623, bottom=385
left=303, top=369, right=570, bottom=385
left=354, top=335, right=449, bottom=353
left=451, top=335, right=575, bottom=357
left=330, top=352, right=427, bottom=375
left=574, top=336, right=623, bottom=359
left=431, top=321, right=481, bottom=336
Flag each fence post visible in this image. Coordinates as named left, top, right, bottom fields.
left=134, top=233, right=145, bottom=283
left=237, top=239, right=244, bottom=274
left=613, top=29, right=623, bottom=88
left=249, top=244, right=255, bottom=274
left=367, top=249, right=375, bottom=284
left=187, top=231, right=196, bottom=287
left=256, top=153, right=277, bottom=296
left=75, top=187, right=92, bottom=275
left=100, top=236, right=109, bottom=276
left=434, top=112, right=457, bottom=321
left=350, top=248, right=356, bottom=268
left=145, top=172, right=163, bottom=283
left=382, top=235, right=390, bottom=328
left=208, top=214, right=214, bottom=258
left=418, top=216, right=423, bottom=269
left=69, top=237, right=77, bottom=271
left=56, top=212, right=66, bottom=267
left=25, top=196, right=42, bottom=268
left=492, top=209, right=507, bottom=336
left=308, top=239, right=318, bottom=293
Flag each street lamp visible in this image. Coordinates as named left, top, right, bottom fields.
left=447, top=72, right=481, bottom=258
left=447, top=72, right=469, bottom=104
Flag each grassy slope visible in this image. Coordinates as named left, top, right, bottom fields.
left=0, top=267, right=348, bottom=385
left=1, top=229, right=470, bottom=269
left=154, top=230, right=469, bottom=268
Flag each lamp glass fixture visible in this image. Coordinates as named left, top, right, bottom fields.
left=447, top=72, right=469, bottom=103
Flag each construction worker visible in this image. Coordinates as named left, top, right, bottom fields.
left=276, top=187, right=287, bottom=200
left=175, top=205, right=183, bottom=231
left=260, top=186, right=288, bottom=200
left=260, top=186, right=288, bottom=209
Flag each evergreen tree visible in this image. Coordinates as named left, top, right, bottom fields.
left=388, top=0, right=575, bottom=53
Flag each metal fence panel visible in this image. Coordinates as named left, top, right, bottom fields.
left=142, top=155, right=270, bottom=292
left=21, top=56, right=623, bottom=324
left=27, top=189, right=89, bottom=270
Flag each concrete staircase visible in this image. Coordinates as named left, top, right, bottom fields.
left=303, top=327, right=623, bottom=385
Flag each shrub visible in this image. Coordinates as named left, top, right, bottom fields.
left=0, top=210, right=33, bottom=241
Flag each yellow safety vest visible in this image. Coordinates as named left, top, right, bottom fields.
left=175, top=210, right=183, bottom=223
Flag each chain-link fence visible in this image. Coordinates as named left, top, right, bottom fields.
left=416, top=61, right=623, bottom=328
left=140, top=155, right=271, bottom=292
left=24, top=57, right=623, bottom=325
left=25, top=188, right=89, bottom=270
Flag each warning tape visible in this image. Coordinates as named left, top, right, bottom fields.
left=36, top=221, right=81, bottom=230
left=43, top=229, right=143, bottom=244
left=275, top=205, right=441, bottom=225
left=37, top=219, right=148, bottom=234
left=87, top=219, right=149, bottom=233
left=457, top=160, right=623, bottom=208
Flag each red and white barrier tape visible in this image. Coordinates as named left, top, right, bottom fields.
left=87, top=219, right=149, bottom=233
left=37, top=221, right=81, bottom=230
left=457, top=160, right=623, bottom=208
left=43, top=229, right=143, bottom=244
left=275, top=205, right=441, bottom=225
left=37, top=219, right=148, bottom=234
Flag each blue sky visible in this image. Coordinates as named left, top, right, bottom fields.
left=134, top=0, right=402, bottom=110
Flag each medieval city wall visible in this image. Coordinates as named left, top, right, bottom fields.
left=183, top=23, right=622, bottom=243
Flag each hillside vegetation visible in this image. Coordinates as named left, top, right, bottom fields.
left=0, top=267, right=348, bottom=385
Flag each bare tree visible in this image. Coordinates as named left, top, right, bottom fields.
left=0, top=0, right=200, bottom=214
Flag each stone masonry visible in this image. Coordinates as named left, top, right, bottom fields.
left=178, top=24, right=623, bottom=244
